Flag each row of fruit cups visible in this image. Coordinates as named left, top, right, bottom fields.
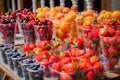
left=0, top=44, right=44, bottom=80
left=34, top=47, right=105, bottom=80
left=0, top=8, right=98, bottom=44
left=21, top=38, right=106, bottom=80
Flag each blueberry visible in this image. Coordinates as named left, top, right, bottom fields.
left=34, top=63, right=40, bottom=68
left=3, top=47, right=11, bottom=51
left=28, top=59, right=33, bottom=63
left=0, top=44, right=4, bottom=47
left=5, top=49, right=12, bottom=53
left=12, top=48, right=18, bottom=52
left=20, top=54, right=26, bottom=57
left=32, top=66, right=38, bottom=70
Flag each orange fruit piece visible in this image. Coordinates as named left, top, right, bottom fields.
left=60, top=22, right=70, bottom=33
left=37, top=11, right=45, bottom=19
left=56, top=13, right=64, bottom=20
left=36, top=8, right=42, bottom=13
left=62, top=7, right=70, bottom=14
left=56, top=29, right=64, bottom=38
left=111, top=11, right=120, bottom=19
left=43, top=7, right=50, bottom=12
left=100, top=10, right=107, bottom=15
left=104, top=11, right=111, bottom=18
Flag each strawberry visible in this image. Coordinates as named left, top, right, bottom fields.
left=108, top=45, right=117, bottom=55
left=107, top=27, right=116, bottom=37
left=93, top=62, right=104, bottom=75
left=103, top=18, right=113, bottom=25
left=49, top=54, right=59, bottom=62
left=52, top=62, right=61, bottom=72
left=84, top=71, right=95, bottom=80
left=114, top=31, right=120, bottom=37
left=29, top=44, right=36, bottom=50
left=110, top=37, right=118, bottom=44
left=64, top=63, right=76, bottom=73
left=115, top=19, right=120, bottom=25
left=60, top=71, right=74, bottom=80
left=99, top=27, right=108, bottom=36
left=88, top=29, right=99, bottom=40
left=90, top=56, right=99, bottom=65
left=84, top=50, right=95, bottom=58
left=102, top=49, right=109, bottom=57
left=23, top=43, right=30, bottom=52
left=108, top=57, right=119, bottom=66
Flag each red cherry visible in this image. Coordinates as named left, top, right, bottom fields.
left=39, top=28, right=44, bottom=34
left=25, top=23, right=32, bottom=29
left=47, top=21, right=52, bottom=25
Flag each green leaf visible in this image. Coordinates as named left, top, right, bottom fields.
left=102, top=42, right=110, bottom=48
left=91, top=40, right=99, bottom=48
left=117, top=38, right=120, bottom=43
left=64, top=39, right=69, bottom=45
left=75, top=69, right=86, bottom=80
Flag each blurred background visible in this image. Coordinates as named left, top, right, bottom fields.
left=0, top=0, right=102, bottom=12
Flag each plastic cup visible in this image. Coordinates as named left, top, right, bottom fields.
left=5, top=49, right=14, bottom=70
left=34, top=25, right=53, bottom=42
left=0, top=23, right=16, bottom=44
left=11, top=53, right=26, bottom=77
left=0, top=44, right=13, bottom=64
left=100, top=35, right=120, bottom=71
left=39, top=61, right=55, bottom=77
left=19, top=59, right=37, bottom=80
left=27, top=64, right=44, bottom=80
left=82, top=28, right=100, bottom=55
left=18, top=23, right=36, bottom=44
left=49, top=64, right=75, bottom=80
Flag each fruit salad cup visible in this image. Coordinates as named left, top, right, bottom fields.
left=0, top=23, right=16, bottom=44
left=18, top=23, right=36, bottom=44
left=100, top=35, right=120, bottom=71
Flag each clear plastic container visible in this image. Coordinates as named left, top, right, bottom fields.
left=11, top=53, right=26, bottom=77
left=19, top=59, right=37, bottom=80
left=0, top=23, right=16, bottom=44
left=82, top=28, right=100, bottom=56
left=18, top=23, right=36, bottom=44
left=26, top=64, right=44, bottom=80
left=0, top=44, right=13, bottom=64
left=34, top=25, right=53, bottom=42
left=5, top=49, right=14, bottom=70
left=49, top=64, right=75, bottom=80
left=100, top=35, right=120, bottom=71
left=39, top=61, right=55, bottom=77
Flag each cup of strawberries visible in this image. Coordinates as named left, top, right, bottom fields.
left=99, top=26, right=120, bottom=70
